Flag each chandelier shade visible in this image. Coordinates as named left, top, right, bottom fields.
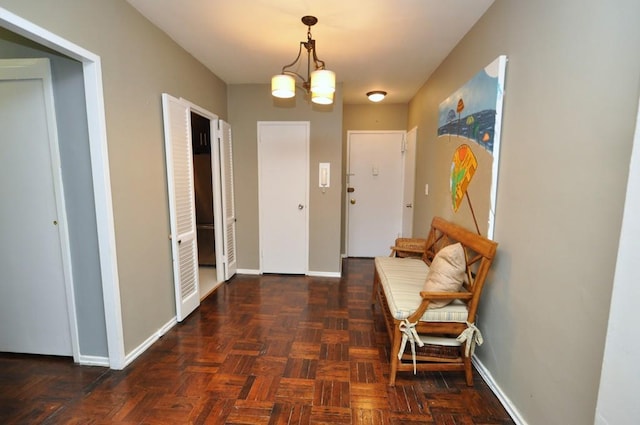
left=271, top=16, right=335, bottom=105
left=311, top=90, right=334, bottom=105
left=310, top=70, right=335, bottom=94
left=271, top=74, right=296, bottom=98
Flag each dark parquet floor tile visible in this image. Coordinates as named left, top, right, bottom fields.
left=0, top=258, right=514, bottom=424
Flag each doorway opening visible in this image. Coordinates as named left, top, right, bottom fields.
left=0, top=7, right=124, bottom=367
left=191, top=111, right=218, bottom=299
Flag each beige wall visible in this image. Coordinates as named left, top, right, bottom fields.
left=0, top=0, right=228, bottom=353
left=342, top=103, right=408, bottom=253
left=343, top=103, right=408, bottom=132
left=408, top=0, right=640, bottom=423
left=227, top=84, right=343, bottom=273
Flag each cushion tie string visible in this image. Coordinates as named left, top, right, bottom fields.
left=456, top=321, right=483, bottom=357
left=398, top=319, right=424, bottom=374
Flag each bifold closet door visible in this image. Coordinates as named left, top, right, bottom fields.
left=161, top=93, right=200, bottom=321
left=217, top=119, right=237, bottom=280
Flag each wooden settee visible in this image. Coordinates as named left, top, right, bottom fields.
left=372, top=216, right=498, bottom=386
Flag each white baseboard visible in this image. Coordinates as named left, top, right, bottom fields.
left=124, top=316, right=177, bottom=367
left=237, top=268, right=260, bottom=275
left=78, top=354, right=109, bottom=367
left=472, top=356, right=528, bottom=425
left=307, top=271, right=341, bottom=278
left=236, top=269, right=341, bottom=278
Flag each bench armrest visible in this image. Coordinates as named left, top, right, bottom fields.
left=419, top=291, right=473, bottom=300
left=405, top=291, right=473, bottom=323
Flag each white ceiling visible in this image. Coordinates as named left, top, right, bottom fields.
left=127, top=0, right=494, bottom=104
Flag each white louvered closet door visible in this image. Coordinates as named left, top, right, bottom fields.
left=218, top=119, right=237, bottom=280
left=161, top=93, right=200, bottom=321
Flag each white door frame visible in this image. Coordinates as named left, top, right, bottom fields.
left=402, top=127, right=418, bottom=237
left=0, top=8, right=124, bottom=368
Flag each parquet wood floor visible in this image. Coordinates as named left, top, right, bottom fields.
left=0, top=258, right=514, bottom=424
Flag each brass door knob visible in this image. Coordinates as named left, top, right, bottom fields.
left=350, top=199, right=356, bottom=205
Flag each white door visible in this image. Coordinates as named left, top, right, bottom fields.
left=161, top=94, right=199, bottom=321
left=402, top=127, right=418, bottom=236
left=347, top=131, right=405, bottom=257
left=217, top=119, right=237, bottom=280
left=0, top=58, right=75, bottom=356
left=258, top=121, right=309, bottom=274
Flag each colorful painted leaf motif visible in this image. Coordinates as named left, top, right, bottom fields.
left=450, top=144, right=478, bottom=212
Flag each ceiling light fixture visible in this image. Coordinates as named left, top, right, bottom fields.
left=366, top=91, right=387, bottom=102
left=271, top=16, right=336, bottom=105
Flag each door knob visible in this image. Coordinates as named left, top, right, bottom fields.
left=298, top=204, right=304, bottom=210
left=350, top=199, right=356, bottom=205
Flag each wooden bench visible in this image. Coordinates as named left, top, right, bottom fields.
left=372, top=216, right=498, bottom=386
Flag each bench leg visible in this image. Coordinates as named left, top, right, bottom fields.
left=371, top=273, right=379, bottom=306
left=463, top=354, right=473, bottom=386
left=388, top=325, right=402, bottom=386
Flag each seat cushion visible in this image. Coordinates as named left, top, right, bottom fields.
left=375, top=256, right=468, bottom=323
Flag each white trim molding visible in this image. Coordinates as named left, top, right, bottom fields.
left=124, top=317, right=177, bottom=367
left=472, top=356, right=528, bottom=425
left=307, top=271, right=342, bottom=278
left=78, top=355, right=110, bottom=367
left=236, top=268, right=261, bottom=275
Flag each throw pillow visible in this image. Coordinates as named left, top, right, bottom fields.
left=423, top=242, right=466, bottom=309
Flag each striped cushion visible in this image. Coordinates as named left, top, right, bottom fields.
left=375, top=256, right=469, bottom=323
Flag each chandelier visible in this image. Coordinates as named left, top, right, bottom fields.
left=271, top=16, right=336, bottom=105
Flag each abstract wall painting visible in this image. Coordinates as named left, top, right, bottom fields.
left=438, top=55, right=507, bottom=238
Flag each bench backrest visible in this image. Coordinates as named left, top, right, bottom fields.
left=423, top=217, right=498, bottom=319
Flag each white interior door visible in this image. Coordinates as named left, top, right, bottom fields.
left=0, top=58, right=75, bottom=356
left=258, top=121, right=309, bottom=274
left=347, top=131, right=405, bottom=257
left=162, top=93, right=199, bottom=321
left=217, top=119, right=237, bottom=280
left=402, top=127, right=418, bottom=236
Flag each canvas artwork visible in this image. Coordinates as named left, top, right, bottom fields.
left=438, top=56, right=507, bottom=238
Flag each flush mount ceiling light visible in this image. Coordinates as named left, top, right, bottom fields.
left=366, top=91, right=387, bottom=102
left=271, top=16, right=336, bottom=105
